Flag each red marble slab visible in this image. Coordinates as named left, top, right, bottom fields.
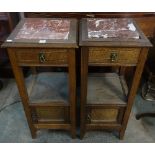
left=87, top=18, right=140, bottom=39
left=15, top=18, right=70, bottom=40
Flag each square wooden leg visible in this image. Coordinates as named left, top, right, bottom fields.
left=68, top=49, right=76, bottom=139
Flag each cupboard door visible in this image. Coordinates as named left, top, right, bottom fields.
left=31, top=106, right=69, bottom=124
left=86, top=106, right=125, bottom=124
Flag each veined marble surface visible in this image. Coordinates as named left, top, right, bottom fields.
left=15, top=18, right=70, bottom=40
left=87, top=18, right=139, bottom=39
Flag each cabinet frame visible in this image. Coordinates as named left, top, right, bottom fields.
left=80, top=18, right=152, bottom=139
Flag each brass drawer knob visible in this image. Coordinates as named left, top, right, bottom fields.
left=87, top=114, right=91, bottom=121
left=110, top=52, right=118, bottom=62
left=39, top=52, right=46, bottom=63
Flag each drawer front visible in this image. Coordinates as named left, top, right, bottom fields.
left=86, top=106, right=125, bottom=124
left=15, top=48, right=68, bottom=65
left=88, top=47, right=140, bottom=66
left=31, top=106, right=69, bottom=124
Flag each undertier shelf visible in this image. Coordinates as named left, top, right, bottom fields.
left=27, top=72, right=69, bottom=105
left=87, top=73, right=128, bottom=105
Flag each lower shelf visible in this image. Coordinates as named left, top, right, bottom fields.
left=28, top=72, right=69, bottom=105
left=87, top=73, right=127, bottom=105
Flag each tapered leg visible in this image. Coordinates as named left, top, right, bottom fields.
left=119, top=48, right=149, bottom=140
left=8, top=49, right=36, bottom=138
left=68, top=49, right=76, bottom=138
left=80, top=47, right=89, bottom=139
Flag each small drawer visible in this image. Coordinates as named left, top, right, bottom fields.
left=86, top=106, right=125, bottom=124
left=31, top=106, right=69, bottom=124
left=15, top=48, right=68, bottom=66
left=88, top=47, right=140, bottom=66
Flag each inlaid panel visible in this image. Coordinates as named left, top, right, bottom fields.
left=88, top=47, right=140, bottom=65
left=14, top=48, right=68, bottom=66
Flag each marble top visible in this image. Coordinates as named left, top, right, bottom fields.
left=15, top=18, right=71, bottom=40
left=87, top=18, right=140, bottom=39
